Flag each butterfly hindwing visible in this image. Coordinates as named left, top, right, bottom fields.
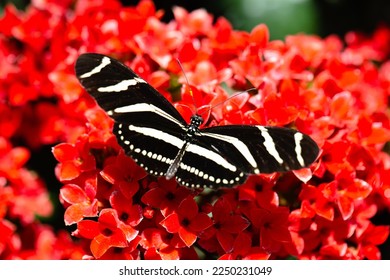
left=113, top=122, right=181, bottom=177
left=201, top=125, right=319, bottom=173
left=174, top=125, right=319, bottom=188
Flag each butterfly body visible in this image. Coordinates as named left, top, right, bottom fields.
left=75, top=53, right=319, bottom=188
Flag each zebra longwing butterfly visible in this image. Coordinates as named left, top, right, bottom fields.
left=75, top=53, right=319, bottom=188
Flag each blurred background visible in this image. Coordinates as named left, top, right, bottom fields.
left=2, top=0, right=390, bottom=39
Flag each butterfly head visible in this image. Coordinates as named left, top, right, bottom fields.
left=190, top=114, right=203, bottom=128
left=184, top=114, right=203, bottom=141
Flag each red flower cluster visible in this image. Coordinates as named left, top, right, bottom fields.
left=1, top=0, right=390, bottom=259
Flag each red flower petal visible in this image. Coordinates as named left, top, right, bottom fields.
left=362, top=225, right=390, bottom=245
left=320, top=242, right=348, bottom=258
left=188, top=213, right=213, bottom=232
left=232, top=232, right=252, bottom=256
left=263, top=93, right=299, bottom=125
left=178, top=226, right=197, bottom=247
left=98, top=209, right=121, bottom=231
left=52, top=143, right=78, bottom=162
left=242, top=249, right=271, bottom=260
left=250, top=23, right=269, bottom=47
left=293, top=168, right=313, bottom=183
left=58, top=162, right=81, bottom=181
left=346, top=179, right=372, bottom=199
left=160, top=213, right=181, bottom=233
left=60, top=184, right=89, bottom=204
left=216, top=231, right=235, bottom=253
left=77, top=220, right=100, bottom=239
left=118, top=222, right=139, bottom=243
left=90, top=231, right=128, bottom=259
left=337, top=195, right=354, bottom=220
left=361, top=244, right=381, bottom=260
left=177, top=196, right=198, bottom=220
left=223, top=215, right=250, bottom=234
left=330, top=91, right=354, bottom=123
left=314, top=200, right=335, bottom=221
left=64, top=200, right=98, bottom=225
left=0, top=220, right=15, bottom=245
left=141, top=186, right=165, bottom=207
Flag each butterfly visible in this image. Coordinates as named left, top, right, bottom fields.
left=75, top=53, right=319, bottom=188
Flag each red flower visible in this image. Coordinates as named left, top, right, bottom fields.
left=101, top=153, right=146, bottom=199
left=238, top=175, right=279, bottom=209
left=109, top=190, right=143, bottom=227
left=250, top=206, right=292, bottom=252
left=141, top=178, right=192, bottom=217
left=98, top=235, right=142, bottom=260
left=300, top=170, right=372, bottom=222
left=76, top=209, right=138, bottom=259
left=200, top=197, right=249, bottom=253
left=52, top=136, right=96, bottom=181
left=357, top=223, right=389, bottom=260
left=160, top=196, right=213, bottom=247
left=60, top=184, right=99, bottom=225
left=139, top=228, right=184, bottom=260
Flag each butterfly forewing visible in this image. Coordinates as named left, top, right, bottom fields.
left=75, top=53, right=186, bottom=124
left=76, top=53, right=189, bottom=176
left=75, top=53, right=320, bottom=189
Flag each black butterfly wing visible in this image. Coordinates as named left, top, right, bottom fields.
left=75, top=53, right=187, bottom=176
left=175, top=125, right=319, bottom=188
left=75, top=53, right=320, bottom=189
left=75, top=53, right=184, bottom=119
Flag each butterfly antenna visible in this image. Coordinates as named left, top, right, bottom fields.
left=176, top=58, right=198, bottom=115
left=209, top=88, right=257, bottom=111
